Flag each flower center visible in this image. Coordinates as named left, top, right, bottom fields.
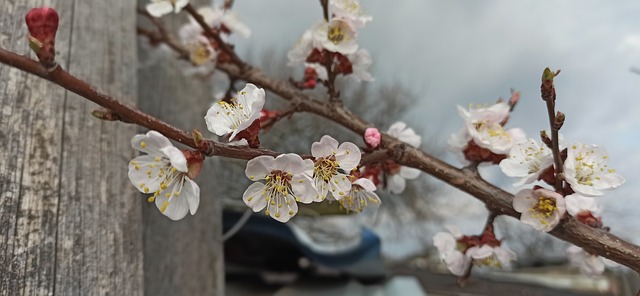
left=263, top=170, right=296, bottom=219
left=474, top=255, right=502, bottom=268
left=328, top=24, right=347, bottom=45
left=572, top=148, right=613, bottom=186
left=133, top=156, right=185, bottom=211
left=529, top=196, right=557, bottom=224
left=215, top=98, right=251, bottom=130
left=313, top=156, right=339, bottom=182
left=191, top=42, right=213, bottom=65
left=339, top=184, right=379, bottom=213
left=473, top=121, right=510, bottom=140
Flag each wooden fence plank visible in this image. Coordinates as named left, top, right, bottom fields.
left=137, top=0, right=225, bottom=294
left=0, top=1, right=143, bottom=295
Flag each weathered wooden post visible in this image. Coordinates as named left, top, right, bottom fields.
left=0, top=0, right=224, bottom=295
left=0, top=0, right=143, bottom=295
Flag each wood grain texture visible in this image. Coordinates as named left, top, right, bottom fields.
left=0, top=0, right=143, bottom=295
left=136, top=0, right=225, bottom=295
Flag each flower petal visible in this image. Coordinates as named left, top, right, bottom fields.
left=270, top=194, right=298, bottom=223
left=353, top=178, right=376, bottom=192
left=160, top=145, right=188, bottom=173
left=467, top=245, right=493, bottom=260
left=512, top=189, right=534, bottom=213
left=131, top=131, right=173, bottom=156
left=433, top=232, right=456, bottom=253
left=336, top=141, right=361, bottom=171
left=155, top=180, right=189, bottom=221
left=399, top=166, right=420, bottom=179
left=146, top=2, right=173, bottom=17
left=204, top=103, right=234, bottom=136
left=245, top=155, right=274, bottom=180
left=128, top=155, right=167, bottom=193
left=311, top=135, right=339, bottom=157
left=242, top=182, right=268, bottom=212
left=386, top=174, right=406, bottom=194
left=291, top=174, right=317, bottom=204
left=182, top=178, right=200, bottom=215
left=328, top=174, right=352, bottom=200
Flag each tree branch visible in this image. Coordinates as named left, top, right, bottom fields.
left=215, top=62, right=640, bottom=272
left=0, top=47, right=279, bottom=161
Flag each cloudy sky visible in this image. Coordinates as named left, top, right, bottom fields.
left=229, top=0, right=640, bottom=257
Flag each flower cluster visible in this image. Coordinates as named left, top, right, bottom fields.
left=242, top=135, right=380, bottom=222
left=449, top=100, right=525, bottom=164
left=507, top=142, right=623, bottom=232
left=433, top=226, right=516, bottom=276
left=288, top=0, right=373, bottom=88
left=357, top=122, right=422, bottom=194
left=445, top=88, right=626, bottom=277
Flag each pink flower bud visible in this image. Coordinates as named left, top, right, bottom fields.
left=364, top=127, right=381, bottom=148
left=25, top=7, right=59, bottom=68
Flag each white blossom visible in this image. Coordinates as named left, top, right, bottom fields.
left=330, top=0, right=372, bottom=28
left=456, top=102, right=525, bottom=154
left=339, top=178, right=381, bottom=212
left=178, top=28, right=217, bottom=66
left=499, top=138, right=554, bottom=186
left=205, top=83, right=265, bottom=140
left=466, top=244, right=517, bottom=268
left=128, top=131, right=199, bottom=220
left=146, top=0, right=189, bottom=17
left=386, top=122, right=421, bottom=194
left=566, top=245, right=605, bottom=277
left=312, top=19, right=358, bottom=55
left=563, top=143, right=624, bottom=196
left=311, top=135, right=361, bottom=201
left=243, top=154, right=316, bottom=223
left=565, top=193, right=600, bottom=217
left=513, top=188, right=566, bottom=232
left=189, top=6, right=251, bottom=38
left=447, top=127, right=471, bottom=164
left=287, top=30, right=314, bottom=66
left=433, top=228, right=471, bottom=276
left=347, top=49, right=373, bottom=82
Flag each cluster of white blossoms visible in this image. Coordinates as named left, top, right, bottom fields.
left=288, top=0, right=373, bottom=84
left=243, top=135, right=380, bottom=222
left=146, top=0, right=250, bottom=73
left=383, top=122, right=421, bottom=194
left=506, top=143, right=624, bottom=232
left=446, top=92, right=626, bottom=277
left=433, top=226, right=516, bottom=276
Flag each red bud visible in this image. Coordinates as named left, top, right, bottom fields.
left=25, top=7, right=59, bottom=68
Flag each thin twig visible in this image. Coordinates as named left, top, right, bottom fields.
left=223, top=0, right=235, bottom=10
left=137, top=8, right=190, bottom=59
left=0, top=47, right=280, bottom=161
left=541, top=68, right=564, bottom=192
left=319, top=0, right=329, bottom=21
